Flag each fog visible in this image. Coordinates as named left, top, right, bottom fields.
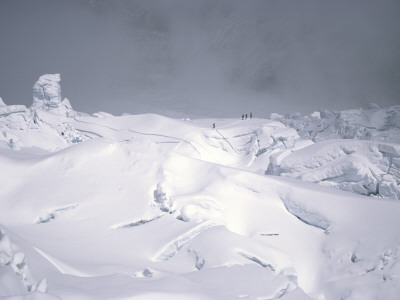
left=1, top=0, right=399, bottom=117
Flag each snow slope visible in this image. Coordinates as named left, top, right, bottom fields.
left=0, top=75, right=399, bottom=299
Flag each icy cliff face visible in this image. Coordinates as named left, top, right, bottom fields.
left=271, top=104, right=400, bottom=143
left=268, top=140, right=400, bottom=199
left=268, top=105, right=400, bottom=199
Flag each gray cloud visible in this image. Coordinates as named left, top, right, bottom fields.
left=0, top=0, right=399, bottom=117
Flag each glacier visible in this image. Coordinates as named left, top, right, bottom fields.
left=269, top=107, right=400, bottom=199
left=0, top=74, right=399, bottom=299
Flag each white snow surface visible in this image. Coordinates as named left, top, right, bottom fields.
left=0, top=75, right=400, bottom=299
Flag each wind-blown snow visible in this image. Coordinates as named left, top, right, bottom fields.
left=0, top=75, right=399, bottom=299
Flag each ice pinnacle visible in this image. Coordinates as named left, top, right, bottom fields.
left=32, top=74, right=62, bottom=108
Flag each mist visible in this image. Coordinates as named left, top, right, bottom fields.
left=0, top=0, right=399, bottom=117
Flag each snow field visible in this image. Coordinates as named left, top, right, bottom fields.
left=0, top=75, right=399, bottom=299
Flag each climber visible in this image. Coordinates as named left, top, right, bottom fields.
left=245, top=114, right=248, bottom=119
left=250, top=112, right=253, bottom=119
left=212, top=123, right=216, bottom=129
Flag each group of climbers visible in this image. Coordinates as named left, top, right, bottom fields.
left=212, top=113, right=254, bottom=128
left=242, top=113, right=253, bottom=120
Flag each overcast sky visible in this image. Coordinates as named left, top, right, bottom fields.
left=0, top=0, right=399, bottom=117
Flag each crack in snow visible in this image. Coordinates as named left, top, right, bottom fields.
left=111, top=215, right=163, bottom=230
left=238, top=252, right=276, bottom=271
left=35, top=204, right=78, bottom=224
left=280, top=197, right=330, bottom=232
left=260, top=233, right=280, bottom=237
left=215, top=130, right=238, bottom=153
left=154, top=221, right=218, bottom=262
